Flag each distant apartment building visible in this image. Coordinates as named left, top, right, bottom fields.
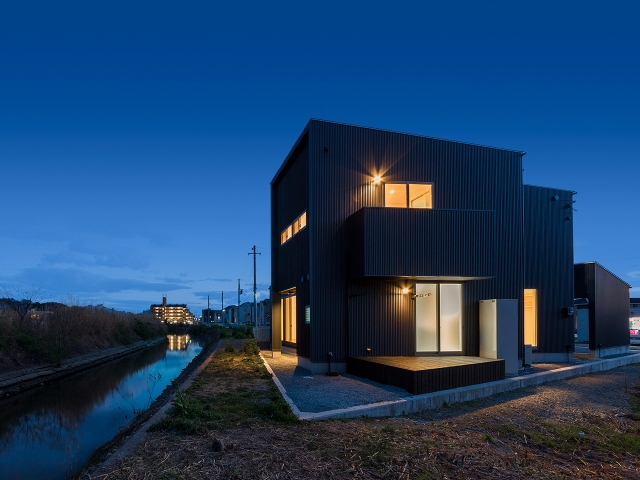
left=150, top=296, right=195, bottom=324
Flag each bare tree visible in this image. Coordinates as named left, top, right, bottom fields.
left=0, top=284, right=44, bottom=325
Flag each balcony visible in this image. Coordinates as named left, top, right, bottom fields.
left=347, top=207, right=495, bottom=279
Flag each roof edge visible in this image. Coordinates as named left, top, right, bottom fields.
left=308, top=118, right=527, bottom=155
left=524, top=184, right=578, bottom=195
left=271, top=121, right=310, bottom=185
left=575, top=261, right=632, bottom=288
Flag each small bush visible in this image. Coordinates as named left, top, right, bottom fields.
left=225, top=343, right=235, bottom=353
left=243, top=341, right=260, bottom=356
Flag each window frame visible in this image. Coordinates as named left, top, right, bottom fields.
left=280, top=211, right=307, bottom=245
left=384, top=181, right=434, bottom=209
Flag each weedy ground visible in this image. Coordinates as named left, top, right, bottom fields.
left=98, top=344, right=640, bottom=479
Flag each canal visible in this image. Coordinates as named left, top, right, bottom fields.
left=0, top=334, right=203, bottom=479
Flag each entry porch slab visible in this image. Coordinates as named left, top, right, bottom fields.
left=348, top=356, right=505, bottom=395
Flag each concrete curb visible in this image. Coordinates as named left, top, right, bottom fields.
left=260, top=353, right=302, bottom=417
left=266, top=353, right=640, bottom=420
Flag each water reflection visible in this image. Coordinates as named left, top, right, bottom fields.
left=167, top=334, right=191, bottom=351
left=0, top=335, right=203, bottom=480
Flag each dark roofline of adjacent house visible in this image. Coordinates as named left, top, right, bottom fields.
left=524, top=184, right=578, bottom=195
left=271, top=119, right=527, bottom=185
left=575, top=261, right=632, bottom=288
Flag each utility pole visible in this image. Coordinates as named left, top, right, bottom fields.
left=248, top=245, right=261, bottom=327
left=207, top=295, right=210, bottom=323
left=237, top=279, right=242, bottom=324
left=221, top=291, right=224, bottom=324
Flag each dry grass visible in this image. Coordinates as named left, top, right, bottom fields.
left=0, top=306, right=166, bottom=371
left=98, top=352, right=640, bottom=480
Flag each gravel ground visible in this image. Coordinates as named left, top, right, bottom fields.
left=263, top=353, right=628, bottom=414
left=263, top=353, right=409, bottom=412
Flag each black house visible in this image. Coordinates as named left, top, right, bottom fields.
left=271, top=120, right=575, bottom=393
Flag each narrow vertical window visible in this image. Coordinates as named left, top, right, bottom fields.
left=440, top=284, right=462, bottom=352
left=524, top=289, right=538, bottom=347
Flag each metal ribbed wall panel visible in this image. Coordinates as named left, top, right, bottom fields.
left=523, top=185, right=575, bottom=354
left=306, top=120, right=524, bottom=362
left=347, top=280, right=415, bottom=357
left=348, top=207, right=495, bottom=278
left=575, top=262, right=630, bottom=350
left=271, top=135, right=310, bottom=358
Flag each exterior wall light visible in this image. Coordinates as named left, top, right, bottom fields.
left=373, top=175, right=381, bottom=184
left=402, top=287, right=409, bottom=294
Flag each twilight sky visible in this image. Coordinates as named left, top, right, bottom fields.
left=1, top=1, right=639, bottom=313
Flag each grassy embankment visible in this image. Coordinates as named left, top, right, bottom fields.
left=101, top=344, right=640, bottom=479
left=0, top=305, right=167, bottom=371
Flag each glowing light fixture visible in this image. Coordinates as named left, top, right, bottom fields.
left=373, top=175, right=381, bottom=184
left=402, top=287, right=409, bottom=294
left=390, top=189, right=395, bottom=194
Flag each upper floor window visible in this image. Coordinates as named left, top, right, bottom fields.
left=384, top=183, right=433, bottom=208
left=281, top=211, right=307, bottom=245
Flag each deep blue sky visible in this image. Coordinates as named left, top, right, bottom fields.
left=1, top=1, right=639, bottom=313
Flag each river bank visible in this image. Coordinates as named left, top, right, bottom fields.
left=0, top=337, right=166, bottom=398
left=75, top=333, right=227, bottom=479
left=91, top=346, right=640, bottom=479
left=0, top=333, right=220, bottom=479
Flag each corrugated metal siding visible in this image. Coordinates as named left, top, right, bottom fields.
left=307, top=120, right=524, bottom=362
left=347, top=280, right=415, bottom=357
left=271, top=136, right=311, bottom=358
left=575, top=262, right=630, bottom=350
left=524, top=185, right=575, bottom=354
left=348, top=207, right=495, bottom=278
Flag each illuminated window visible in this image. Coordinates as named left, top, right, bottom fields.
left=281, top=211, right=307, bottom=245
left=385, top=182, right=432, bottom=208
left=385, top=183, right=407, bottom=207
left=409, top=184, right=432, bottom=208
left=524, top=289, right=538, bottom=348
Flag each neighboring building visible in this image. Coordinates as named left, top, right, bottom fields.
left=630, top=298, right=640, bottom=344
left=221, top=305, right=237, bottom=325
left=270, top=120, right=576, bottom=392
left=238, top=302, right=253, bottom=324
left=256, top=298, right=271, bottom=326
left=202, top=308, right=222, bottom=323
left=150, top=296, right=195, bottom=324
left=574, top=262, right=631, bottom=357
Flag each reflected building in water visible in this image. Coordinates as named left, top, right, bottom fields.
left=167, top=334, right=191, bottom=351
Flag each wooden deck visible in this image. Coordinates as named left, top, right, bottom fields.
left=348, top=356, right=505, bottom=395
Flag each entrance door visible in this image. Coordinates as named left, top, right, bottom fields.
left=281, top=292, right=296, bottom=344
left=416, top=283, right=462, bottom=353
